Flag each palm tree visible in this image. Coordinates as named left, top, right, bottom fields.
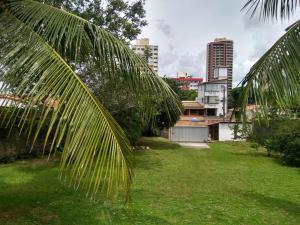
left=0, top=0, right=181, bottom=199
left=238, top=0, right=300, bottom=119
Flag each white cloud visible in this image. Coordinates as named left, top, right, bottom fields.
left=156, top=19, right=172, bottom=37
left=139, top=0, right=300, bottom=86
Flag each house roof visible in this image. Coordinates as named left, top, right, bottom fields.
left=174, top=120, right=208, bottom=127
left=0, top=94, right=59, bottom=108
left=174, top=78, right=203, bottom=82
left=200, top=79, right=227, bottom=85
left=174, top=115, right=227, bottom=127
left=182, top=101, right=203, bottom=109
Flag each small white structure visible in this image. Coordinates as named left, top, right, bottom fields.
left=219, top=123, right=240, bottom=141
left=208, top=122, right=250, bottom=141
left=197, top=79, right=228, bottom=116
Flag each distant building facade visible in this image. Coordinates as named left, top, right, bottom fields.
left=131, top=38, right=159, bottom=73
left=174, top=77, right=203, bottom=91
left=172, top=72, right=203, bottom=91
left=197, top=79, right=228, bottom=116
left=207, top=38, right=233, bottom=89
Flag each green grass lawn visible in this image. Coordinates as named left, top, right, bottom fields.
left=0, top=138, right=299, bottom=225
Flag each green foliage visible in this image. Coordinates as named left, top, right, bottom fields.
left=180, top=90, right=197, bottom=101
left=163, top=77, right=198, bottom=101
left=142, top=96, right=182, bottom=137
left=243, top=0, right=299, bottom=20
left=162, top=78, right=181, bottom=96
left=250, top=119, right=300, bottom=166
left=238, top=1, right=300, bottom=121
left=113, top=108, right=146, bottom=146
left=39, top=0, right=147, bottom=42
left=264, top=120, right=300, bottom=166
left=0, top=0, right=181, bottom=198
left=0, top=141, right=300, bottom=224
left=34, top=0, right=149, bottom=145
left=228, top=87, right=255, bottom=109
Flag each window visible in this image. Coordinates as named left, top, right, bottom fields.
left=205, top=96, right=219, bottom=104
left=205, top=84, right=219, bottom=92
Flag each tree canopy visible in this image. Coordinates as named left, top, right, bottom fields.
left=39, top=0, right=147, bottom=42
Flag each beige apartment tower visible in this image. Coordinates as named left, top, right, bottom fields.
left=131, top=38, right=159, bottom=73
left=206, top=38, right=233, bottom=89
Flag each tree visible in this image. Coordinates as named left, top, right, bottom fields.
left=180, top=90, right=198, bottom=101
left=163, top=77, right=198, bottom=101
left=40, top=1, right=150, bottom=144
left=238, top=0, right=300, bottom=120
left=0, top=0, right=181, bottom=198
left=228, top=87, right=255, bottom=109
left=39, top=0, right=147, bottom=42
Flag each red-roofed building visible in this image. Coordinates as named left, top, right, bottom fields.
left=173, top=77, right=203, bottom=90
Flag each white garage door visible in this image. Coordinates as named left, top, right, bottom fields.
left=169, top=126, right=209, bottom=142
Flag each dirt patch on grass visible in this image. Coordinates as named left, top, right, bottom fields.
left=0, top=207, right=59, bottom=225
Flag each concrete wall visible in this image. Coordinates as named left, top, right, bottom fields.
left=169, top=126, right=209, bottom=143
left=218, top=123, right=247, bottom=141
left=0, top=127, right=51, bottom=163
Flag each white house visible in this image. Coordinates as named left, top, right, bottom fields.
left=196, top=79, right=228, bottom=117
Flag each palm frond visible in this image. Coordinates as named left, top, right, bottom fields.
left=4, top=0, right=181, bottom=121
left=242, top=0, right=299, bottom=20
left=237, top=20, right=300, bottom=121
left=0, top=0, right=182, bottom=198
left=0, top=11, right=134, bottom=199
left=0, top=0, right=183, bottom=199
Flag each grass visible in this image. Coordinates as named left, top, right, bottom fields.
left=0, top=138, right=299, bottom=225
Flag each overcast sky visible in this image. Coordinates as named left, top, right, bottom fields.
left=136, top=0, right=300, bottom=87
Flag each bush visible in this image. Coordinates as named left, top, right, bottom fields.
left=250, top=119, right=300, bottom=166
left=113, top=108, right=146, bottom=146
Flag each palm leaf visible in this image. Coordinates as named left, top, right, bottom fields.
left=0, top=12, right=133, bottom=198
left=242, top=0, right=299, bottom=20
left=0, top=0, right=182, bottom=199
left=237, top=20, right=300, bottom=121
left=4, top=0, right=180, bottom=120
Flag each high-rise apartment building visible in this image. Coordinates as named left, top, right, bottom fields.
left=131, top=38, right=159, bottom=73
left=206, top=38, right=233, bottom=89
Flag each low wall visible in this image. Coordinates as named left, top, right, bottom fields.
left=0, top=127, right=50, bottom=163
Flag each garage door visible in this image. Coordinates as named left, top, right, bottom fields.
left=169, top=126, right=209, bottom=142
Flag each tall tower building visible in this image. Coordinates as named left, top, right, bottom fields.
left=131, top=38, right=159, bottom=73
left=206, top=38, right=233, bottom=89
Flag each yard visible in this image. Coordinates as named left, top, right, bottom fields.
left=0, top=138, right=299, bottom=225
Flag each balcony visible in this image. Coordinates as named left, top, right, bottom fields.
left=204, top=91, right=219, bottom=96
left=204, top=103, right=219, bottom=108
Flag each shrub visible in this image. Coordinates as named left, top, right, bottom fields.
left=250, top=119, right=300, bottom=166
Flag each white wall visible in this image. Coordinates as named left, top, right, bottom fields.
left=218, top=123, right=246, bottom=141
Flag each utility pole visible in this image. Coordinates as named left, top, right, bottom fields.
left=221, top=85, right=226, bottom=121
